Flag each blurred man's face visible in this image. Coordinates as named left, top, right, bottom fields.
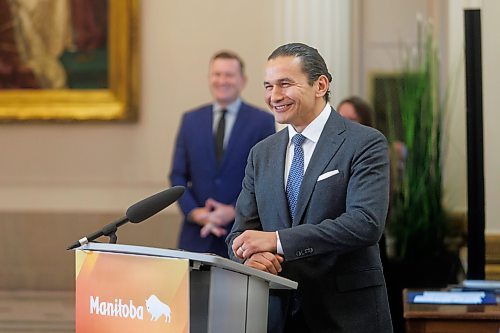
left=209, top=58, right=246, bottom=107
left=338, top=102, right=361, bottom=123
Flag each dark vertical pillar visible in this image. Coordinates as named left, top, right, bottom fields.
left=464, top=9, right=485, bottom=280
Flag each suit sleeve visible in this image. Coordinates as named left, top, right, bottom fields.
left=226, top=147, right=264, bottom=261
left=278, top=130, right=390, bottom=261
left=169, top=115, right=199, bottom=217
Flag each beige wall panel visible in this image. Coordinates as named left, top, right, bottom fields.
left=0, top=0, right=276, bottom=212
left=0, top=0, right=277, bottom=290
left=0, top=212, right=181, bottom=290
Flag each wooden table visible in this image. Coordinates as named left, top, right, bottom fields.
left=404, top=289, right=500, bottom=333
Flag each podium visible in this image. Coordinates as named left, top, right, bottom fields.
left=74, top=243, right=297, bottom=333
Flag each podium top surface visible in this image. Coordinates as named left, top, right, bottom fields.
left=77, top=243, right=298, bottom=290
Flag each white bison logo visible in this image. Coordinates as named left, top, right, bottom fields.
left=145, top=295, right=171, bottom=323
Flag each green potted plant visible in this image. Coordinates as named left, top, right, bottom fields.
left=386, top=28, right=449, bottom=264
left=384, top=20, right=465, bottom=285
left=382, top=22, right=464, bottom=332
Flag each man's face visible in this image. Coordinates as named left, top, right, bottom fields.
left=264, top=56, right=323, bottom=132
left=209, top=58, right=246, bottom=106
left=338, top=102, right=361, bottom=123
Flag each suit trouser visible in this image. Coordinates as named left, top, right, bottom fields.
left=268, top=290, right=309, bottom=333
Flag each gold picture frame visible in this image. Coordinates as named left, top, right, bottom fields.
left=0, top=0, right=139, bottom=122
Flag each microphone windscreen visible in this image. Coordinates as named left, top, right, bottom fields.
left=126, top=186, right=185, bottom=223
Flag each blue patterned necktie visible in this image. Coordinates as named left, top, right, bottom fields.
left=286, top=133, right=306, bottom=221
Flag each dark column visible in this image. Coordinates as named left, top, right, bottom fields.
left=464, top=9, right=485, bottom=280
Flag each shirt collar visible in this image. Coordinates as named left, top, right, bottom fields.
left=288, top=103, right=332, bottom=144
left=213, top=98, right=242, bottom=115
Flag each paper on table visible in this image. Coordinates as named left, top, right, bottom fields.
left=408, top=291, right=497, bottom=305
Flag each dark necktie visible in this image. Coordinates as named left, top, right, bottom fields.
left=215, top=109, right=227, bottom=162
left=286, top=133, right=306, bottom=221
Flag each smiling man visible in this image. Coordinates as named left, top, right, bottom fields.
left=170, top=51, right=275, bottom=258
left=227, top=43, right=393, bottom=332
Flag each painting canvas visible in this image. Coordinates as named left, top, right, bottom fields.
left=0, top=0, right=139, bottom=121
left=371, top=73, right=405, bottom=141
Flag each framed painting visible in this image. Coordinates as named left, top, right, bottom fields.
left=369, top=71, right=405, bottom=140
left=0, top=0, right=139, bottom=122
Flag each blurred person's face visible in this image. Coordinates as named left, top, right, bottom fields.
left=209, top=58, right=246, bottom=107
left=338, top=102, right=361, bottom=123
left=264, top=56, right=328, bottom=132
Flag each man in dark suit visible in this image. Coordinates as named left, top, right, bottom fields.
left=170, top=50, right=275, bottom=258
left=227, top=43, right=393, bottom=332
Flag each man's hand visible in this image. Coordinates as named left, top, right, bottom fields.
left=244, top=252, right=284, bottom=275
left=190, top=199, right=236, bottom=238
left=188, top=207, right=211, bottom=225
left=199, top=223, right=227, bottom=238
left=205, top=198, right=235, bottom=226
left=232, top=230, right=277, bottom=259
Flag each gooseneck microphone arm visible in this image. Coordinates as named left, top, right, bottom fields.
left=66, top=186, right=185, bottom=250
left=66, top=216, right=129, bottom=250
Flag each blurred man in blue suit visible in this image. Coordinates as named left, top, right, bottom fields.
left=170, top=50, right=275, bottom=257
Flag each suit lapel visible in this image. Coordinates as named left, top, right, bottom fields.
left=271, top=129, right=293, bottom=228
left=293, top=109, right=346, bottom=226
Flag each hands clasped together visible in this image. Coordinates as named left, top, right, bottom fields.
left=191, top=200, right=284, bottom=275
left=189, top=198, right=235, bottom=238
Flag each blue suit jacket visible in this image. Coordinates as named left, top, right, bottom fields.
left=170, top=101, right=275, bottom=257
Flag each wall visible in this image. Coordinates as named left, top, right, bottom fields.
left=0, top=0, right=278, bottom=290
left=0, top=0, right=277, bottom=213
left=0, top=212, right=180, bottom=290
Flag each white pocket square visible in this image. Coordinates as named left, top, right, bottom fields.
left=317, top=169, right=339, bottom=181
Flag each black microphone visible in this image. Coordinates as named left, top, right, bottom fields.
left=126, top=186, right=185, bottom=223
left=67, top=186, right=185, bottom=250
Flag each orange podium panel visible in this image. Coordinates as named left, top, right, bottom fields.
left=76, top=250, right=189, bottom=333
